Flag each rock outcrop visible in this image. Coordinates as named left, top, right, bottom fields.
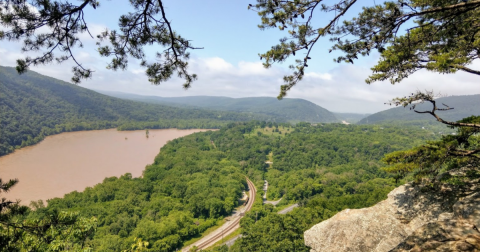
left=304, top=182, right=480, bottom=252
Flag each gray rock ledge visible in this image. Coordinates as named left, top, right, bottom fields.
left=304, top=183, right=480, bottom=252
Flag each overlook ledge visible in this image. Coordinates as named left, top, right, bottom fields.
left=305, top=178, right=480, bottom=252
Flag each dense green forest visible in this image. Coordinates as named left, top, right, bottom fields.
left=25, top=122, right=437, bottom=251
left=0, top=66, right=277, bottom=156
left=358, top=94, right=480, bottom=125
left=32, top=131, right=246, bottom=251
left=225, top=122, right=436, bottom=251
left=96, top=91, right=339, bottom=123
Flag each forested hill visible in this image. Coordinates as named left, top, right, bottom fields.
left=358, top=94, right=480, bottom=125
left=0, top=66, right=274, bottom=156
left=96, top=91, right=339, bottom=123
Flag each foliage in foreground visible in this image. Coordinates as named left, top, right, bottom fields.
left=251, top=0, right=480, bottom=97
left=3, top=1, right=479, bottom=98
left=381, top=91, right=480, bottom=185
left=0, top=179, right=96, bottom=252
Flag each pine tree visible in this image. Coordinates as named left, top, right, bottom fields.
left=250, top=0, right=480, bottom=98
left=0, top=178, right=97, bottom=251
left=382, top=91, right=480, bottom=183
left=0, top=0, right=200, bottom=87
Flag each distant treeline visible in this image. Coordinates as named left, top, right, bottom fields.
left=1, top=119, right=230, bottom=155
left=0, top=66, right=277, bottom=156
left=116, top=119, right=231, bottom=131
left=97, top=92, right=339, bottom=123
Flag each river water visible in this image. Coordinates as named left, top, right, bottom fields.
left=0, top=128, right=211, bottom=205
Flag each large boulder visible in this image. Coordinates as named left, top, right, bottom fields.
left=304, top=182, right=480, bottom=252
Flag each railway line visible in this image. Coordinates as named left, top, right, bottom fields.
left=182, top=177, right=256, bottom=251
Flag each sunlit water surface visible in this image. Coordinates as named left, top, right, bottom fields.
left=0, top=128, right=211, bottom=204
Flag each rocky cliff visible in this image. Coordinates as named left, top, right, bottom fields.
left=304, top=178, right=480, bottom=252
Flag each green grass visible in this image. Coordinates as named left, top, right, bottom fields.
left=244, top=126, right=294, bottom=138
left=267, top=152, right=273, bottom=162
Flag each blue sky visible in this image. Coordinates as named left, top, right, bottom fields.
left=81, top=0, right=367, bottom=70
left=1, top=0, right=479, bottom=113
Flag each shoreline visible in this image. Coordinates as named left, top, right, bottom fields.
left=0, top=128, right=216, bottom=205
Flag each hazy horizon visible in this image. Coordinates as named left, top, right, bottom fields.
left=1, top=1, right=479, bottom=114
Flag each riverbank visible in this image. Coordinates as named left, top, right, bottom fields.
left=0, top=128, right=213, bottom=204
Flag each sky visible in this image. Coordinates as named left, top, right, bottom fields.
left=1, top=0, right=479, bottom=113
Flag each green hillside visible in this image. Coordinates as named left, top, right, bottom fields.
left=96, top=91, right=339, bottom=123
left=358, top=95, right=480, bottom=125
left=0, top=66, right=275, bottom=156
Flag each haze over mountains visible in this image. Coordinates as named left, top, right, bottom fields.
left=1, top=66, right=479, bottom=252
left=358, top=95, right=480, bottom=125
left=4, top=63, right=477, bottom=156
left=95, top=91, right=339, bottom=123
left=0, top=66, right=274, bottom=155
left=333, top=112, right=371, bottom=123
left=0, top=66, right=347, bottom=155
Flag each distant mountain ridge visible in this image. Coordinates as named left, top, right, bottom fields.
left=0, top=66, right=275, bottom=155
left=358, top=94, right=480, bottom=125
left=95, top=91, right=339, bottom=123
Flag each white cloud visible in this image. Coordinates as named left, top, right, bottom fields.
left=1, top=1, right=478, bottom=114
left=237, top=61, right=272, bottom=76
left=1, top=37, right=479, bottom=114
left=201, top=57, right=234, bottom=72
left=77, top=23, right=108, bottom=41
left=288, top=63, right=480, bottom=113
left=130, top=69, right=144, bottom=75
left=304, top=72, right=332, bottom=80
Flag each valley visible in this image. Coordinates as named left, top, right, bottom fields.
left=22, top=121, right=438, bottom=251
left=95, top=91, right=339, bottom=124
left=0, top=67, right=478, bottom=252
left=0, top=66, right=276, bottom=156
left=0, top=128, right=211, bottom=204
left=2, top=1, right=480, bottom=251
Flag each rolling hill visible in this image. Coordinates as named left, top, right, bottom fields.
left=358, top=94, right=480, bottom=125
left=96, top=91, right=339, bottom=123
left=0, top=66, right=275, bottom=156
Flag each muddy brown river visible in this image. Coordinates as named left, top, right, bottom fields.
left=0, top=128, right=211, bottom=205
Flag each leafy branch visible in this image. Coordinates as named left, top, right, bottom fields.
left=383, top=90, right=480, bottom=183
left=0, top=0, right=201, bottom=87
left=390, top=90, right=480, bottom=129
left=250, top=0, right=480, bottom=97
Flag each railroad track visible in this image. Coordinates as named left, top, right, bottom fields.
left=194, top=177, right=256, bottom=250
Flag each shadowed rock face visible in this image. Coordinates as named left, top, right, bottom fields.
left=391, top=220, right=480, bottom=252
left=392, top=190, right=480, bottom=252
left=304, top=182, right=480, bottom=252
